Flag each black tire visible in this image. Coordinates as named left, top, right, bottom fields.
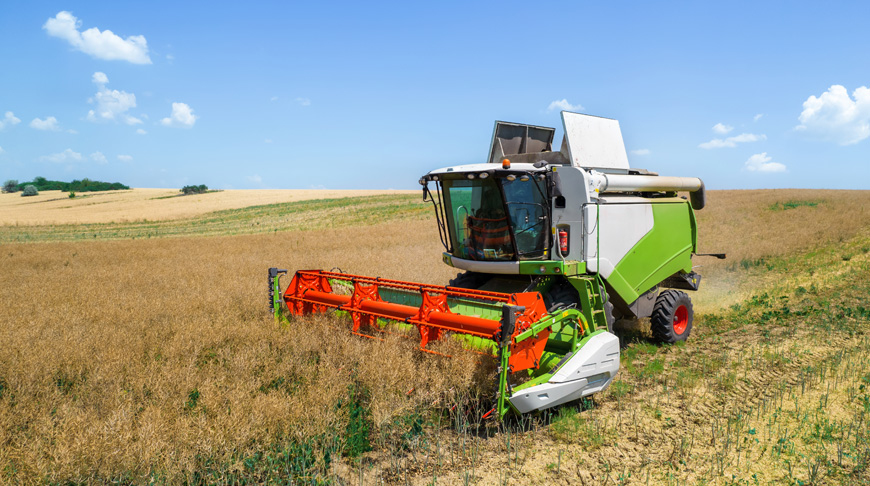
left=447, top=271, right=489, bottom=290
left=546, top=281, right=614, bottom=333
left=650, top=290, right=693, bottom=343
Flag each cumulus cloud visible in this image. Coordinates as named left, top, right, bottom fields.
left=160, top=102, right=197, bottom=128
left=745, top=152, right=786, bottom=173
left=117, top=154, right=133, bottom=162
left=712, top=123, right=733, bottom=134
left=796, top=85, right=870, bottom=145
left=0, top=111, right=21, bottom=130
left=90, top=151, right=107, bottom=164
left=87, top=72, right=141, bottom=125
left=547, top=99, right=583, bottom=112
left=699, top=133, right=766, bottom=149
left=630, top=149, right=651, bottom=156
left=40, top=148, right=82, bottom=163
left=295, top=97, right=311, bottom=106
left=136, top=128, right=147, bottom=135
left=92, top=71, right=108, bottom=84
left=43, top=11, right=151, bottom=64
left=30, top=116, right=60, bottom=131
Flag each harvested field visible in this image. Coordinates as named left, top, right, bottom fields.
left=0, top=189, right=868, bottom=484
left=0, top=188, right=415, bottom=226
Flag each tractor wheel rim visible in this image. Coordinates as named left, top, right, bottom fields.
left=673, top=305, right=689, bottom=335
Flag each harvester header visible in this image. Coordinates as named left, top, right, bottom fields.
left=270, top=111, right=713, bottom=418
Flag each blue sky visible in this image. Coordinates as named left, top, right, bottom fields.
left=0, top=1, right=868, bottom=190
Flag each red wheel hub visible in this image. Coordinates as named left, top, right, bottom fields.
left=673, top=305, right=689, bottom=335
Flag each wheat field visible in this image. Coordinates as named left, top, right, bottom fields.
left=0, top=188, right=415, bottom=226
left=0, top=189, right=868, bottom=484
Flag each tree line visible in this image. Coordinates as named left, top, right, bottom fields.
left=2, top=177, right=130, bottom=194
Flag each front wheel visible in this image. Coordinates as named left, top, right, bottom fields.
left=546, top=281, right=614, bottom=333
left=650, top=290, right=693, bottom=343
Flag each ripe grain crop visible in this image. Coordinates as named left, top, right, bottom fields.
left=0, top=189, right=868, bottom=484
left=0, top=194, right=428, bottom=244
left=692, top=189, right=870, bottom=309
left=0, top=221, right=475, bottom=483
left=0, top=188, right=415, bottom=226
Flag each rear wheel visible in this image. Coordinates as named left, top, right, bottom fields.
left=650, top=290, right=693, bottom=343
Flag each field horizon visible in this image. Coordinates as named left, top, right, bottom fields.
left=0, top=187, right=417, bottom=226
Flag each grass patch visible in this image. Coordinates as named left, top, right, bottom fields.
left=768, top=199, right=821, bottom=211
left=549, top=407, right=610, bottom=448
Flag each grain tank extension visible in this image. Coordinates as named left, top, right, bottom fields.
left=269, top=112, right=715, bottom=419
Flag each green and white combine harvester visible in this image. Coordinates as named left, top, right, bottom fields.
left=270, top=111, right=718, bottom=419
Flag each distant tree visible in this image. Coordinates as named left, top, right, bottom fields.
left=69, top=191, right=76, bottom=198
left=21, top=185, right=38, bottom=197
left=2, top=180, right=18, bottom=193
left=181, top=184, right=209, bottom=195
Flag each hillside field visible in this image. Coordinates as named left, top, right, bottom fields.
left=0, top=189, right=869, bottom=485
left=0, top=188, right=415, bottom=226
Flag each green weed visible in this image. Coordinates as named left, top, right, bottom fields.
left=768, top=200, right=821, bottom=211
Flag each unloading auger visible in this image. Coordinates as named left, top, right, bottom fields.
left=269, top=112, right=720, bottom=419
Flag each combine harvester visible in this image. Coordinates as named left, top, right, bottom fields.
left=269, top=112, right=717, bottom=419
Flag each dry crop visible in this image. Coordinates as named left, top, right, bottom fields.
left=0, top=189, right=868, bottom=484
left=0, top=188, right=414, bottom=226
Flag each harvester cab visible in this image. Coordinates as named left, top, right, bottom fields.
left=271, top=111, right=708, bottom=419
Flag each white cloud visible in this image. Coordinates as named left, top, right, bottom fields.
left=712, top=123, right=733, bottom=134
left=43, top=11, right=151, bottom=64
left=295, top=97, right=311, bottom=106
left=0, top=111, right=21, bottom=130
left=87, top=72, right=141, bottom=125
left=264, top=138, right=273, bottom=143
left=40, top=148, right=82, bottom=163
left=247, top=174, right=262, bottom=183
left=547, top=99, right=583, bottom=112
left=270, top=96, right=279, bottom=102
left=754, top=113, right=763, bottom=122
left=0, top=146, right=4, bottom=154
left=117, top=154, right=133, bottom=162
left=796, top=85, right=870, bottom=145
left=90, top=151, right=107, bottom=164
left=160, top=102, right=197, bottom=128
left=745, top=152, right=786, bottom=173
left=699, top=133, right=766, bottom=149
left=92, top=71, right=108, bottom=84
left=136, top=128, right=147, bottom=135
left=630, top=149, right=650, bottom=156
left=30, top=116, right=60, bottom=131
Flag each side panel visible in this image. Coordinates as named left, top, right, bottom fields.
left=607, top=201, right=696, bottom=304
left=584, top=201, right=655, bottom=278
